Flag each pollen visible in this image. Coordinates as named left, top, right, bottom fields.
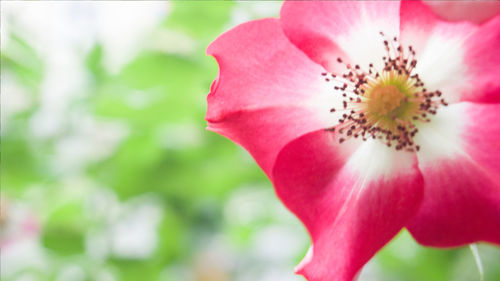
left=367, top=84, right=404, bottom=115
left=322, top=32, right=448, bottom=152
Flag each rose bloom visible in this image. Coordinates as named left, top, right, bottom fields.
left=206, top=1, right=500, bottom=281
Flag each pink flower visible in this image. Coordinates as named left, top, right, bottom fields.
left=206, top=1, right=500, bottom=281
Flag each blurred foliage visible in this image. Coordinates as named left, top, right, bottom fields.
left=1, top=2, right=499, bottom=281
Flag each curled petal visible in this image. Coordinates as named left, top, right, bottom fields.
left=408, top=103, right=500, bottom=246
left=272, top=130, right=424, bottom=281
left=206, top=18, right=332, bottom=176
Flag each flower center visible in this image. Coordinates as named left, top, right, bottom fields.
left=323, top=32, right=448, bottom=152
left=368, top=84, right=404, bottom=115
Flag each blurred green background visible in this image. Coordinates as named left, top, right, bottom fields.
left=1, top=2, right=499, bottom=281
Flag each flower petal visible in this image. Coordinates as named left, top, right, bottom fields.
left=462, top=15, right=500, bottom=103
left=271, top=130, right=424, bottom=281
left=206, top=18, right=334, bottom=176
left=408, top=102, right=500, bottom=246
left=206, top=18, right=329, bottom=122
left=423, top=0, right=500, bottom=24
left=280, top=0, right=400, bottom=72
left=208, top=107, right=325, bottom=177
left=400, top=1, right=500, bottom=104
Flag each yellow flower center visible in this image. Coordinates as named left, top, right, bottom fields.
left=367, top=84, right=404, bottom=116
left=322, top=32, right=449, bottom=152
left=361, top=73, right=421, bottom=134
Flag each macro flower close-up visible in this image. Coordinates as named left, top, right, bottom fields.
left=206, top=1, right=500, bottom=281
left=3, top=1, right=500, bottom=281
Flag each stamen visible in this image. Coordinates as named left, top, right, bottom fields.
left=321, top=32, right=449, bottom=152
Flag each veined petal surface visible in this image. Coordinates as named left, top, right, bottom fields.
left=400, top=1, right=500, bottom=104
left=280, top=0, right=400, bottom=72
left=271, top=130, right=424, bottom=281
left=408, top=102, right=500, bottom=246
left=206, top=18, right=333, bottom=176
